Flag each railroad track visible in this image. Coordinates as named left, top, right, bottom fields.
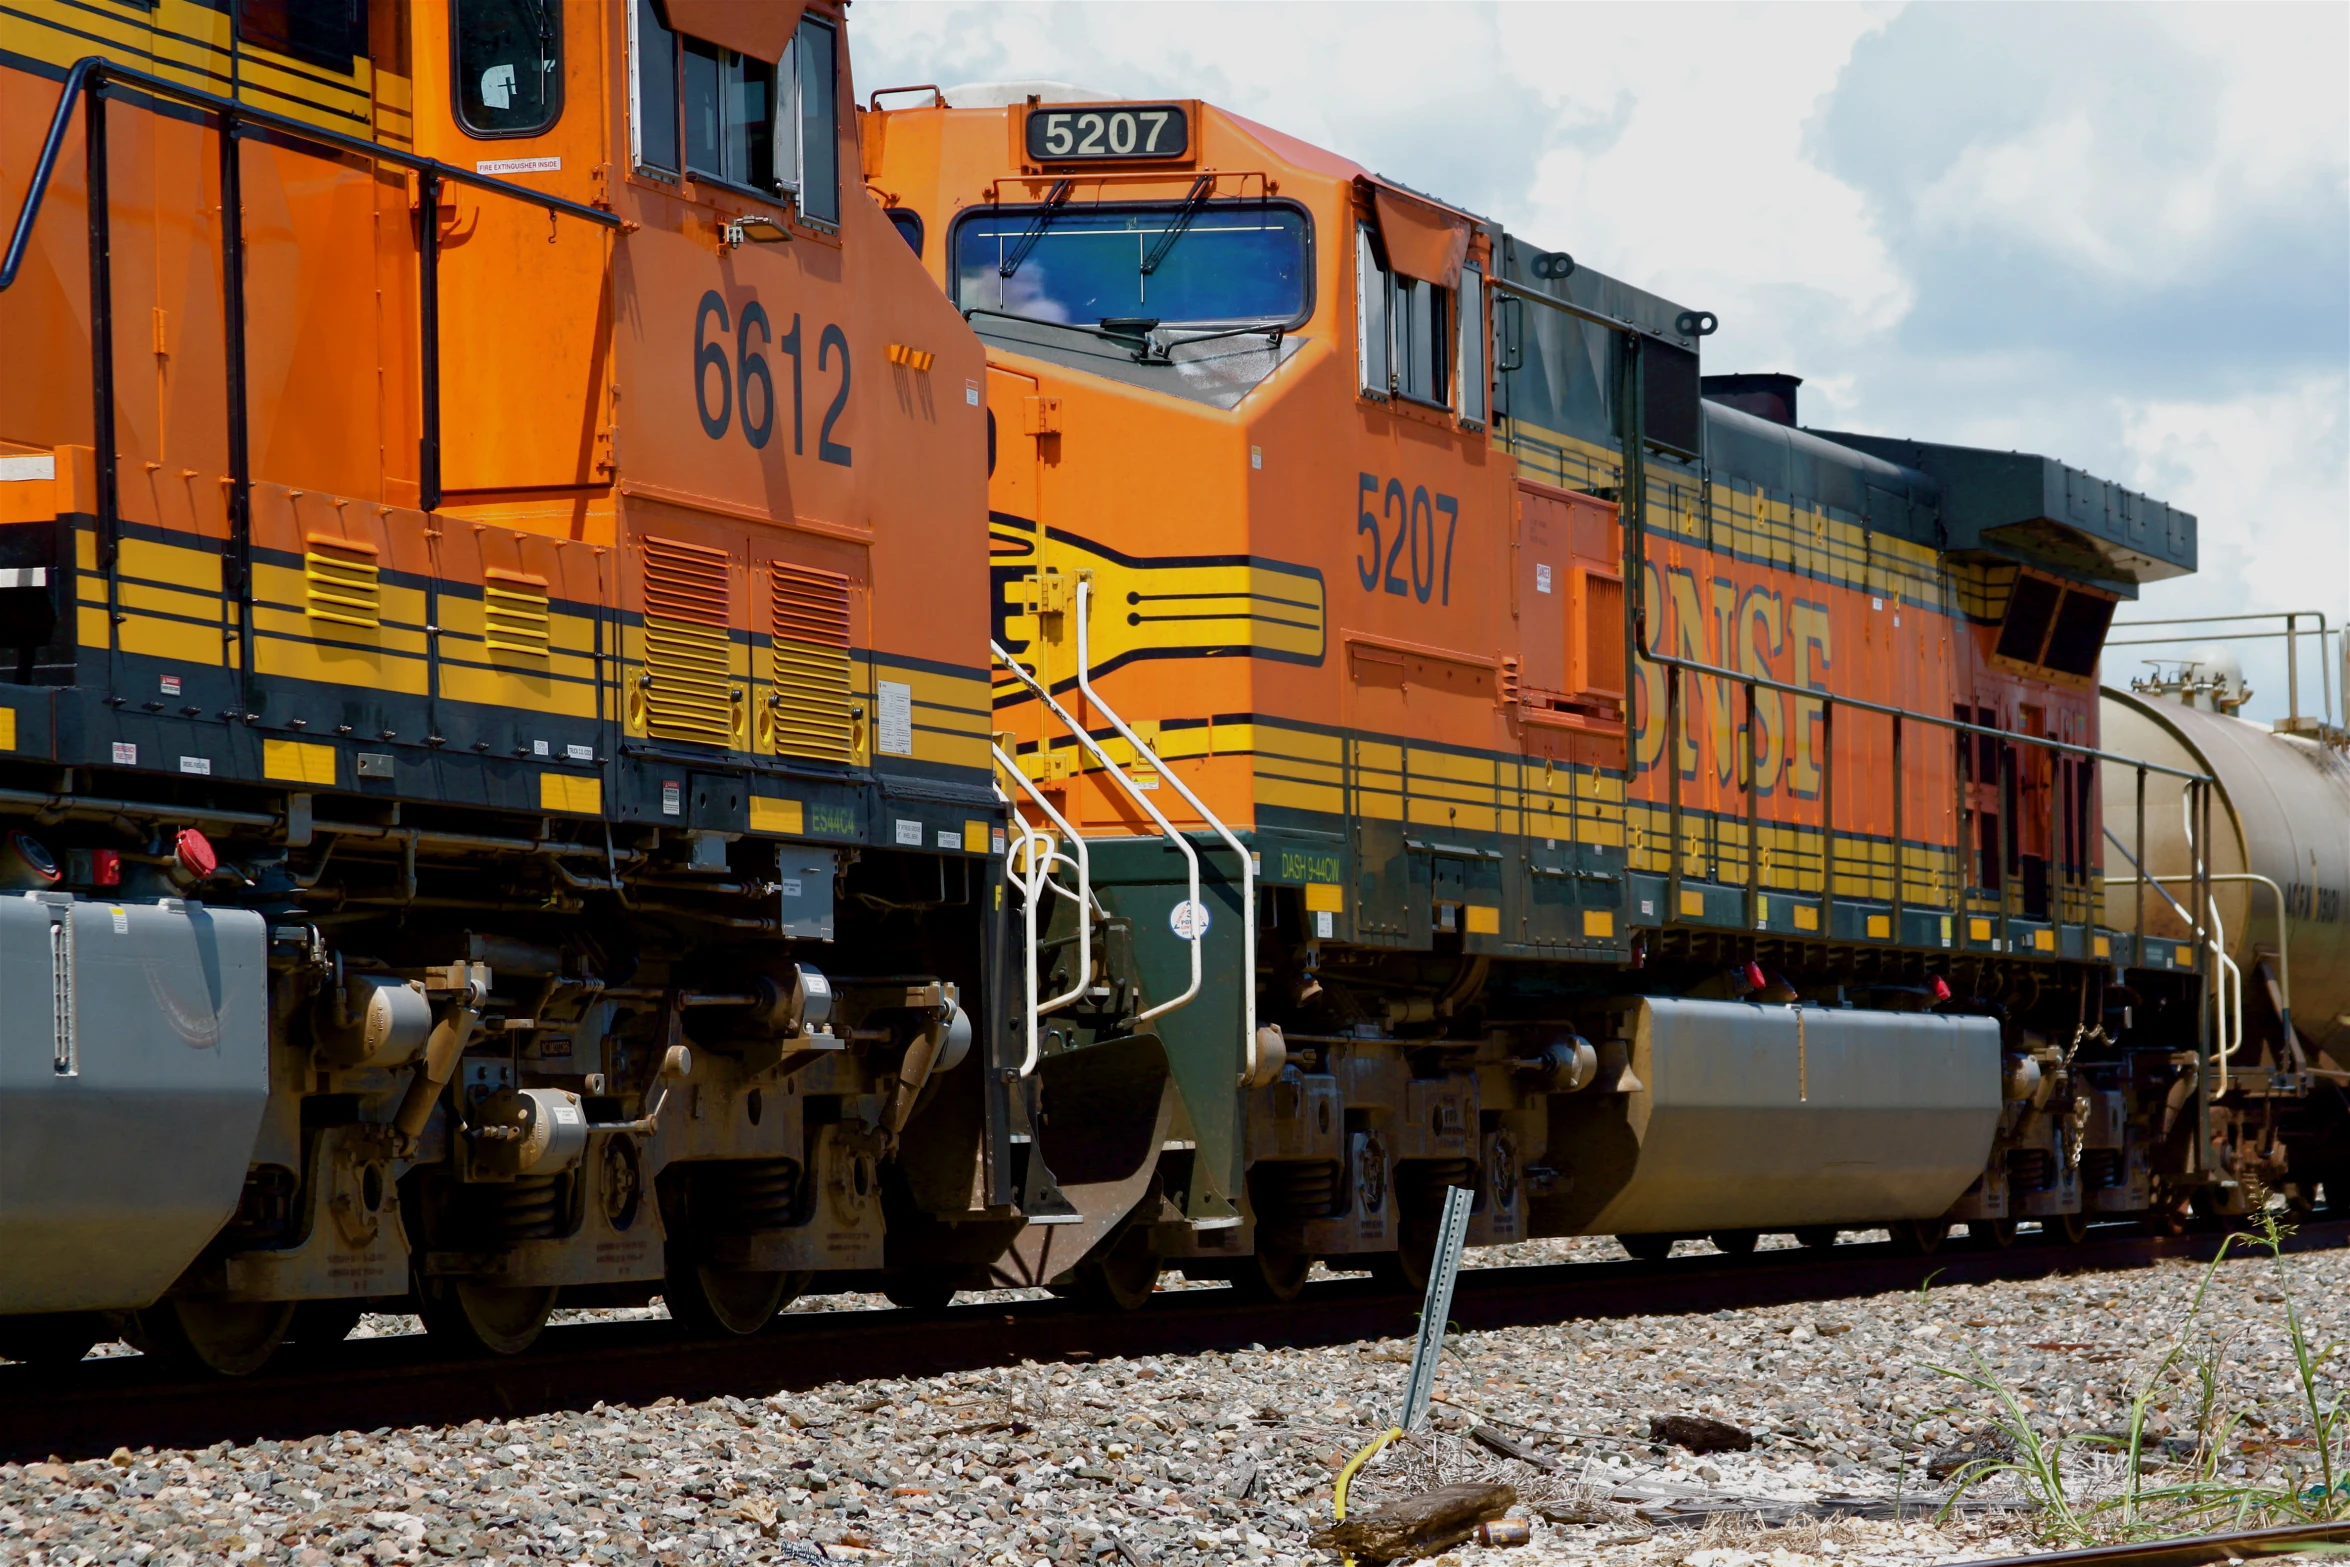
left=3, top=1219, right=2342, bottom=1463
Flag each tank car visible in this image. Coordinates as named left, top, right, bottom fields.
left=2097, top=658, right=2350, bottom=1212
left=0, top=0, right=1016, bottom=1371
left=864, top=84, right=2309, bottom=1303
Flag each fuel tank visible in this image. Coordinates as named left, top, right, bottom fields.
left=1536, top=998, right=2002, bottom=1234
left=2099, top=687, right=2350, bottom=1063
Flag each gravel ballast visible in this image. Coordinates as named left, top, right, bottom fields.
left=4, top=1234, right=2345, bottom=1567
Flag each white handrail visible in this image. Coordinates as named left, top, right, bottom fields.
left=991, top=637, right=1204, bottom=1024
left=2180, top=794, right=2242, bottom=1099
left=992, top=742, right=1097, bottom=1078
left=1071, top=576, right=1260, bottom=1085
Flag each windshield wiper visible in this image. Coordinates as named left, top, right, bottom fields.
left=998, top=180, right=1073, bottom=280
left=1140, top=174, right=1216, bottom=276
left=963, top=306, right=1171, bottom=364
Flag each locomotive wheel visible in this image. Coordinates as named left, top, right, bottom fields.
left=1371, top=1214, right=1442, bottom=1293
left=1971, top=1218, right=2019, bottom=1249
left=2045, top=1211, right=2090, bottom=1246
left=416, top=1279, right=557, bottom=1357
left=132, top=1298, right=295, bottom=1377
left=287, top=1298, right=367, bottom=1349
left=1792, top=1227, right=1839, bottom=1250
left=1618, top=1234, right=1675, bottom=1263
left=0, top=1311, right=103, bottom=1368
left=1709, top=1230, right=1759, bottom=1256
left=666, top=1261, right=806, bottom=1338
left=1073, top=1223, right=1162, bottom=1312
left=880, top=1271, right=959, bottom=1314
left=1889, top=1219, right=1950, bottom=1256
left=1237, top=1236, right=1313, bottom=1303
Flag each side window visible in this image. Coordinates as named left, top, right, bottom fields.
left=240, top=0, right=368, bottom=73
left=632, top=0, right=680, bottom=172
left=1395, top=275, right=1449, bottom=406
left=1459, top=262, right=1486, bottom=427
left=629, top=6, right=839, bottom=225
left=1356, top=224, right=1391, bottom=399
left=795, top=16, right=840, bottom=224
left=453, top=0, right=562, bottom=138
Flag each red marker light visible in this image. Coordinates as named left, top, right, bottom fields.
left=174, top=828, right=217, bottom=881
left=1743, top=961, right=1767, bottom=993
left=1929, top=976, right=1952, bottom=1002
left=91, top=848, right=121, bottom=887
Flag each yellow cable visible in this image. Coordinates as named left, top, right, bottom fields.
left=1333, top=1425, right=1404, bottom=1525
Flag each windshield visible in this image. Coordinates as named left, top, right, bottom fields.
left=953, top=203, right=1310, bottom=330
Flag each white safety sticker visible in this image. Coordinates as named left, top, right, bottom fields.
left=1169, top=899, right=1212, bottom=940
left=476, top=155, right=561, bottom=175
left=894, top=818, right=924, bottom=847
left=111, top=741, right=136, bottom=765
left=877, top=680, right=914, bottom=757
left=781, top=878, right=803, bottom=898
left=1315, top=909, right=1334, bottom=939
left=661, top=780, right=682, bottom=816
left=533, top=739, right=550, bottom=756
left=965, top=380, right=981, bottom=407
left=1535, top=563, right=1552, bottom=594
left=0, top=453, right=55, bottom=481
left=110, top=906, right=128, bottom=934
left=179, top=756, right=210, bottom=776
left=937, top=829, right=961, bottom=850
left=567, top=743, right=593, bottom=761
left=160, top=674, right=181, bottom=696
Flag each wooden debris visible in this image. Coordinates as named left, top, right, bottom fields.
left=1469, top=1423, right=1561, bottom=1472
left=1648, top=1413, right=1754, bottom=1453
left=1309, top=1482, right=1517, bottom=1564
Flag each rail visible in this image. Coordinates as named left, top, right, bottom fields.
left=0, top=55, right=622, bottom=651
left=2110, top=610, right=2337, bottom=729
left=990, top=637, right=1204, bottom=1030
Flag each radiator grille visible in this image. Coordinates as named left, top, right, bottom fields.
left=483, top=568, right=550, bottom=658
left=641, top=537, right=737, bottom=746
left=770, top=563, right=856, bottom=763
left=304, top=533, right=381, bottom=629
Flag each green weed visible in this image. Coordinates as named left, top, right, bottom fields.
left=1930, top=1214, right=2346, bottom=1545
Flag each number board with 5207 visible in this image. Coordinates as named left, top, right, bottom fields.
left=1025, top=102, right=1193, bottom=163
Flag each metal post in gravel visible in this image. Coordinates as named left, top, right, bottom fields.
left=1334, top=1185, right=1480, bottom=1535
left=1398, top=1185, right=1478, bottom=1433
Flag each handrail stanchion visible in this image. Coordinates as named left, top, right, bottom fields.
left=991, top=639, right=1203, bottom=1025
left=992, top=742, right=1094, bottom=1016
left=1070, top=576, right=1261, bottom=1083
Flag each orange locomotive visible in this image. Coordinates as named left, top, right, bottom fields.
left=868, top=86, right=2250, bottom=1302
left=0, top=0, right=1021, bottom=1369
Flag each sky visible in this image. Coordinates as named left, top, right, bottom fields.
left=855, top=0, right=2350, bottom=725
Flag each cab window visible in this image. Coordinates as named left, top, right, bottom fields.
left=953, top=202, right=1310, bottom=328
left=633, top=3, right=840, bottom=223
left=453, top=0, right=562, bottom=137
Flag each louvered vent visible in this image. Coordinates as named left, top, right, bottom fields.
left=483, top=568, right=550, bottom=658
left=770, top=562, right=855, bottom=763
left=304, top=533, right=381, bottom=629
left=1572, top=568, right=1626, bottom=700
left=640, top=536, right=736, bottom=746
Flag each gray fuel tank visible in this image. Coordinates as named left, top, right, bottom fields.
left=0, top=893, right=270, bottom=1313
left=1540, top=998, right=2001, bottom=1234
